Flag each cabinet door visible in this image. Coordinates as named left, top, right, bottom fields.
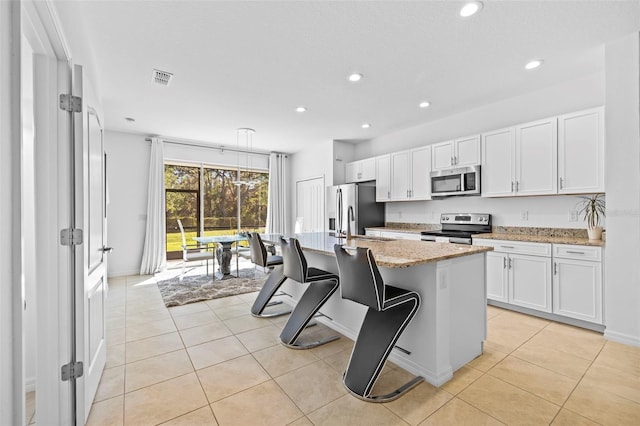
left=375, top=155, right=391, bottom=201
left=515, top=118, right=558, bottom=196
left=509, top=254, right=552, bottom=312
left=359, top=158, right=376, bottom=181
left=410, top=146, right=431, bottom=200
left=345, top=162, right=358, bottom=183
left=454, top=135, right=481, bottom=166
left=558, top=107, right=604, bottom=194
left=390, top=151, right=410, bottom=200
left=380, top=231, right=421, bottom=241
left=553, top=258, right=602, bottom=324
left=431, top=141, right=454, bottom=171
left=486, top=252, right=508, bottom=302
left=481, top=128, right=515, bottom=197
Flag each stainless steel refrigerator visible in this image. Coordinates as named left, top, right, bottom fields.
left=326, top=183, right=384, bottom=236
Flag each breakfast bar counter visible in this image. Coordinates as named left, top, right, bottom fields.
left=268, top=232, right=493, bottom=386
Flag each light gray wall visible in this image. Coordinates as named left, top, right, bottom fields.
left=604, top=32, right=640, bottom=345
left=106, top=131, right=150, bottom=276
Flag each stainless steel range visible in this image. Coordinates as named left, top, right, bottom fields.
left=421, top=213, right=491, bottom=245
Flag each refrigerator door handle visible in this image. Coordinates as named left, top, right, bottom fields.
left=337, top=189, right=343, bottom=234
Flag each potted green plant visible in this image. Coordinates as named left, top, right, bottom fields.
left=577, top=194, right=606, bottom=240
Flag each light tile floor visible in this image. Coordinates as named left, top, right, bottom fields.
left=90, top=266, right=640, bottom=425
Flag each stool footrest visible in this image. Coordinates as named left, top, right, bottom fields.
left=282, top=334, right=340, bottom=350
left=346, top=374, right=423, bottom=403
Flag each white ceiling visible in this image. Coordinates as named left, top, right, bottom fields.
left=53, top=1, right=640, bottom=154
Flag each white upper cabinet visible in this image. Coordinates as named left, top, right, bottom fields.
left=375, top=154, right=391, bottom=202
left=558, top=107, right=605, bottom=194
left=345, top=157, right=376, bottom=183
left=515, top=117, right=558, bottom=196
left=454, top=135, right=482, bottom=167
left=390, top=151, right=411, bottom=200
left=432, top=135, right=480, bottom=171
left=482, top=128, right=516, bottom=197
left=388, top=146, right=432, bottom=201
left=410, top=146, right=431, bottom=200
left=431, top=141, right=454, bottom=170
left=483, top=118, right=558, bottom=197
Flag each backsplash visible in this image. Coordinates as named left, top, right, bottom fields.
left=491, top=226, right=589, bottom=238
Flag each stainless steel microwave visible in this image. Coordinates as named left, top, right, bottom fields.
left=430, top=165, right=481, bottom=197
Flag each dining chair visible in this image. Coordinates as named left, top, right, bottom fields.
left=333, top=244, right=423, bottom=402
left=177, top=219, right=213, bottom=278
left=247, top=232, right=291, bottom=318
left=279, top=237, right=340, bottom=349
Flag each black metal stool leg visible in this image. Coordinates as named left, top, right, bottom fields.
left=343, top=297, right=422, bottom=402
left=280, top=278, right=340, bottom=349
left=250, top=266, right=291, bottom=318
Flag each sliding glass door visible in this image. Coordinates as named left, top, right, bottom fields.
left=165, top=162, right=268, bottom=259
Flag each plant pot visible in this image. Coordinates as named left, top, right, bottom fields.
left=587, top=226, right=603, bottom=241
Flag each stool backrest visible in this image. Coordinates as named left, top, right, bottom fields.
left=247, top=232, right=267, bottom=267
left=334, top=245, right=385, bottom=311
left=280, top=237, right=307, bottom=282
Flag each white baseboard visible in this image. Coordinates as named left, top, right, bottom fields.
left=107, top=268, right=140, bottom=278
left=604, top=329, right=640, bottom=347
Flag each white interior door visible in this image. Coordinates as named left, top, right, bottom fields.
left=72, top=64, right=108, bottom=423
left=295, top=177, right=324, bottom=233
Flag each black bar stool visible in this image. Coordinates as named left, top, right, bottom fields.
left=247, top=232, right=291, bottom=318
left=279, top=237, right=340, bottom=349
left=333, top=244, right=423, bottom=402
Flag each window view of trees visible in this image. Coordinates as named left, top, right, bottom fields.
left=165, top=163, right=269, bottom=258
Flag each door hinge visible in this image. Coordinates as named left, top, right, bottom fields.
left=61, top=361, right=84, bottom=381
left=60, top=228, right=83, bottom=246
left=59, top=94, right=82, bottom=112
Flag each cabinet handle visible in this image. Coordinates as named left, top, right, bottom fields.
left=500, top=245, right=515, bottom=249
left=566, top=250, right=585, bottom=255
left=503, top=257, right=507, bottom=269
left=454, top=156, right=458, bottom=165
left=451, top=157, right=454, bottom=166
left=388, top=191, right=390, bottom=199
left=554, top=262, right=558, bottom=275
left=508, top=258, right=512, bottom=269
left=516, top=181, right=520, bottom=192
left=409, top=189, right=412, bottom=197
left=559, top=177, right=563, bottom=189
left=511, top=181, right=514, bottom=192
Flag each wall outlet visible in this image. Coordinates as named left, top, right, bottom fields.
left=520, top=210, right=529, bottom=220
left=568, top=210, right=578, bottom=222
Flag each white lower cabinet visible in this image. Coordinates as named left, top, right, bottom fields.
left=509, top=254, right=552, bottom=313
left=477, top=239, right=604, bottom=326
left=481, top=242, right=551, bottom=312
left=552, top=245, right=603, bottom=324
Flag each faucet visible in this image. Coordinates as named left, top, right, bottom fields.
left=346, top=206, right=354, bottom=239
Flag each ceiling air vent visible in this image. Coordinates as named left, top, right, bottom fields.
left=152, top=69, right=173, bottom=86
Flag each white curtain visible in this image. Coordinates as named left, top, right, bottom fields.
left=265, top=153, right=288, bottom=234
left=140, top=138, right=167, bottom=274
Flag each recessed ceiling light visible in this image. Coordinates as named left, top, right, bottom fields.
left=459, top=1, right=483, bottom=17
left=419, top=101, right=431, bottom=108
left=361, top=123, right=371, bottom=129
left=525, top=59, right=544, bottom=70
left=348, top=73, right=363, bottom=82
left=125, top=117, right=136, bottom=122
left=295, top=106, right=307, bottom=113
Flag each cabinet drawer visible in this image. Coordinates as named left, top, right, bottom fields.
left=380, top=231, right=421, bottom=241
left=553, top=244, right=601, bottom=261
left=473, top=239, right=551, bottom=256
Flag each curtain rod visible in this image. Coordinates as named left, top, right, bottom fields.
left=145, top=137, right=288, bottom=157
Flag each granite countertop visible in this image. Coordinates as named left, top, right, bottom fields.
left=269, top=232, right=493, bottom=268
left=473, top=232, right=605, bottom=247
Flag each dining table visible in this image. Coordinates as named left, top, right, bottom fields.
left=194, top=234, right=248, bottom=276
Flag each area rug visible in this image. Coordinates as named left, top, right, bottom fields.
left=156, top=268, right=268, bottom=307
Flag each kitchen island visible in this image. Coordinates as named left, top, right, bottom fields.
left=267, top=232, right=493, bottom=386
